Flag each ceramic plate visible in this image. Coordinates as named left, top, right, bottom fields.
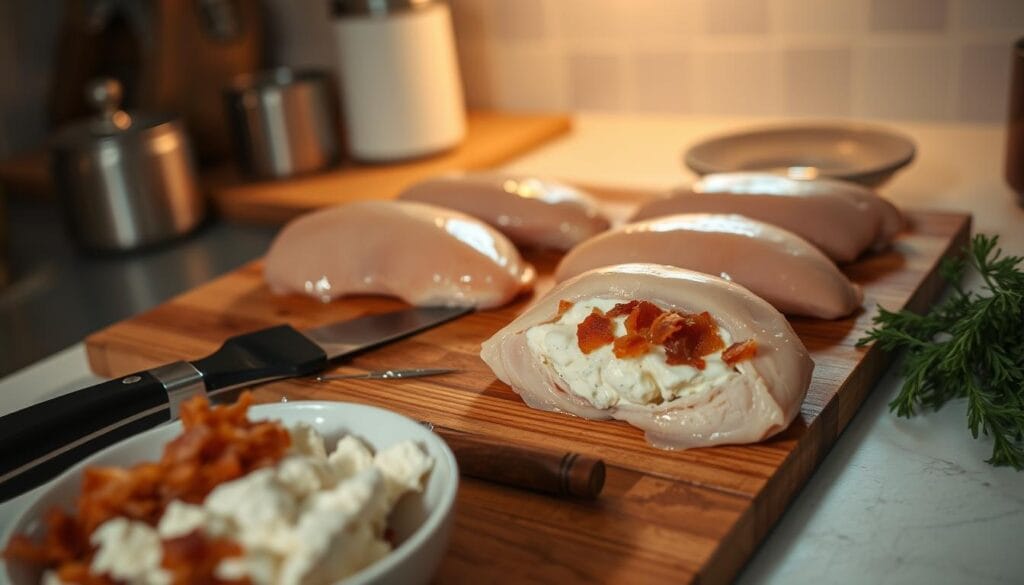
left=1, top=401, right=459, bottom=585
left=684, top=123, right=916, bottom=187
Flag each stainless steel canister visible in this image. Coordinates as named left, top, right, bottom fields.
left=224, top=68, right=340, bottom=179
left=51, top=79, right=205, bottom=252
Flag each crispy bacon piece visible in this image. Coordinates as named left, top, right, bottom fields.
left=577, top=309, right=615, bottom=354
left=605, top=300, right=639, bottom=318
left=722, top=339, right=758, bottom=366
left=161, top=531, right=249, bottom=585
left=557, top=299, right=574, bottom=317
left=56, top=562, right=115, bottom=585
left=571, top=299, right=753, bottom=371
left=3, top=508, right=88, bottom=566
left=663, top=311, right=726, bottom=368
left=649, top=312, right=686, bottom=344
left=3, top=393, right=287, bottom=584
left=613, top=333, right=650, bottom=358
left=624, top=301, right=664, bottom=336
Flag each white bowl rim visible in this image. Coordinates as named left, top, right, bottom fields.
left=1, top=400, right=459, bottom=585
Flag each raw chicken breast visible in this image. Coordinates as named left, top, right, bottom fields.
left=631, top=172, right=904, bottom=262
left=264, top=200, right=536, bottom=309
left=398, top=173, right=611, bottom=251
left=555, top=213, right=862, bottom=319
left=480, top=263, right=814, bottom=449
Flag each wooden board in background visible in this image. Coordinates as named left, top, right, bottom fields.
left=84, top=197, right=971, bottom=584
left=204, top=111, right=572, bottom=224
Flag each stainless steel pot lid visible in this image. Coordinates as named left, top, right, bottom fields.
left=51, top=78, right=176, bottom=148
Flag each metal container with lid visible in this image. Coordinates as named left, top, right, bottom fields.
left=224, top=68, right=341, bottom=179
left=51, top=78, right=205, bottom=252
left=331, top=0, right=466, bottom=162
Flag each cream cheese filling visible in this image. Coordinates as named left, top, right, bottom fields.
left=526, top=299, right=738, bottom=409
left=62, top=424, right=432, bottom=585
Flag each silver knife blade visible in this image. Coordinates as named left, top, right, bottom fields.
left=316, top=368, right=457, bottom=381
left=302, top=306, right=472, bottom=360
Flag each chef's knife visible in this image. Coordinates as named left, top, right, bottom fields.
left=0, top=306, right=470, bottom=503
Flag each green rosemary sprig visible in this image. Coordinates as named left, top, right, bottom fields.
left=857, top=234, right=1024, bottom=469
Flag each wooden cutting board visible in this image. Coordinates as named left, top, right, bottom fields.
left=84, top=193, right=971, bottom=584
left=203, top=111, right=572, bottom=224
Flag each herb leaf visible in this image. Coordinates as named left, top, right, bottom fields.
left=857, top=234, right=1024, bottom=469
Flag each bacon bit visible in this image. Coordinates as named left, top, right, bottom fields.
left=662, top=312, right=725, bottom=368
left=161, top=531, right=249, bottom=585
left=722, top=339, right=758, bottom=366
left=624, top=301, right=664, bottom=336
left=557, top=299, right=574, bottom=318
left=57, top=562, right=114, bottom=585
left=613, top=333, right=650, bottom=358
left=3, top=392, right=287, bottom=584
left=689, top=312, right=726, bottom=356
left=577, top=309, right=615, bottom=354
left=649, top=312, right=686, bottom=344
left=605, top=300, right=639, bottom=318
left=2, top=508, right=89, bottom=566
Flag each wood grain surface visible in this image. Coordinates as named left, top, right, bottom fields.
left=84, top=196, right=971, bottom=584
left=203, top=111, right=572, bottom=224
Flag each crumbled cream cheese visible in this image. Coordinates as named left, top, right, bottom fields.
left=172, top=425, right=430, bottom=585
left=79, top=425, right=432, bottom=585
left=526, top=298, right=737, bottom=409
left=90, top=518, right=171, bottom=585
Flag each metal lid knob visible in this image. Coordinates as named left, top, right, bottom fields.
left=85, top=78, right=132, bottom=132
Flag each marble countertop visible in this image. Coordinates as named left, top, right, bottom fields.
left=2, top=113, right=1023, bottom=584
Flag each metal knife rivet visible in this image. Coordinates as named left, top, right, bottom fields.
left=122, top=375, right=142, bottom=384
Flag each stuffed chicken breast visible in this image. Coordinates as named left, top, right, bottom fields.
left=264, top=200, right=536, bottom=309
left=398, top=173, right=611, bottom=251
left=632, top=173, right=904, bottom=262
left=555, top=213, right=862, bottom=319
left=480, top=263, right=813, bottom=449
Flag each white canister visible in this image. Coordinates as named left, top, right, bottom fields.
left=332, top=0, right=467, bottom=162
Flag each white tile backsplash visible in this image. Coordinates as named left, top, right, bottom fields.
left=567, top=52, right=627, bottom=111
left=860, top=45, right=953, bottom=120
left=630, top=51, right=692, bottom=113
left=959, top=0, right=1024, bottom=31
left=958, top=43, right=1014, bottom=122
left=868, top=0, right=949, bottom=32
left=491, top=44, right=568, bottom=112
left=1, top=0, right=1021, bottom=157
left=774, top=0, right=866, bottom=35
left=782, top=47, right=854, bottom=116
left=693, top=49, right=780, bottom=115
left=492, top=0, right=549, bottom=42
left=444, top=0, right=1020, bottom=123
left=623, top=0, right=702, bottom=38
left=705, top=0, right=771, bottom=35
left=554, top=0, right=628, bottom=41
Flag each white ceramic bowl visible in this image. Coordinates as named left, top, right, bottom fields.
left=1, top=401, right=458, bottom=585
left=684, top=123, right=916, bottom=188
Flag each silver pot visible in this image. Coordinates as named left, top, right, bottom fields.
left=51, top=79, right=206, bottom=252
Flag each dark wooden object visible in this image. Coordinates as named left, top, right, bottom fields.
left=437, top=426, right=605, bottom=499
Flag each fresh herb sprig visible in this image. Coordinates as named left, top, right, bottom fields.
left=857, top=234, right=1024, bottom=469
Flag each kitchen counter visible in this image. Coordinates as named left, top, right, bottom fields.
left=2, top=113, right=1023, bottom=584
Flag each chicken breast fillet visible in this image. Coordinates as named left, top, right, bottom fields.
left=398, top=173, right=611, bottom=251
left=480, top=263, right=814, bottom=449
left=264, top=200, right=536, bottom=309
left=631, top=172, right=904, bottom=262
left=555, top=213, right=862, bottom=319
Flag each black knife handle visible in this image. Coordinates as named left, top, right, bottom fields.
left=193, top=325, right=327, bottom=391
left=0, top=371, right=172, bottom=503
